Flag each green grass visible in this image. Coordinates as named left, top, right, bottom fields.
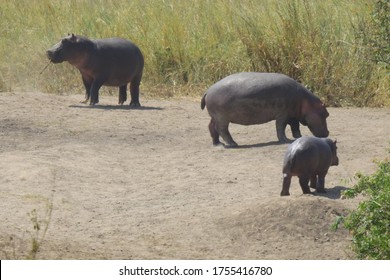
left=0, top=0, right=389, bottom=106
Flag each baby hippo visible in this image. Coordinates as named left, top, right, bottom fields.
left=281, top=136, right=339, bottom=196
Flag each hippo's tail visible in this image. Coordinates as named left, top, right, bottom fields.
left=201, top=93, right=207, bottom=110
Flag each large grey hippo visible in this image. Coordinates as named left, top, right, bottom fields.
left=281, top=136, right=339, bottom=196
left=201, top=72, right=330, bottom=147
left=47, top=34, right=144, bottom=106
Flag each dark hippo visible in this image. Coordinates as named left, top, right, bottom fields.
left=281, top=136, right=339, bottom=196
left=47, top=34, right=144, bottom=106
left=201, top=72, right=329, bottom=147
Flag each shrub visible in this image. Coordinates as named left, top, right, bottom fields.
left=340, top=151, right=390, bottom=259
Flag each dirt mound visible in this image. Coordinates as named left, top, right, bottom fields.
left=218, top=196, right=353, bottom=259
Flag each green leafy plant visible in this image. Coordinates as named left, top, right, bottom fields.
left=337, top=151, right=390, bottom=259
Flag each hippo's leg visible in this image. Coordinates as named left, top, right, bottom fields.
left=129, top=75, right=142, bottom=107
left=119, top=85, right=127, bottom=105
left=216, top=121, right=238, bottom=148
left=275, top=118, right=289, bottom=142
left=316, top=174, right=327, bottom=193
left=281, top=174, right=291, bottom=196
left=288, top=118, right=302, bottom=139
left=298, top=175, right=312, bottom=194
left=81, top=76, right=91, bottom=104
left=309, top=175, right=317, bottom=189
left=89, top=77, right=105, bottom=105
left=208, top=118, right=220, bottom=145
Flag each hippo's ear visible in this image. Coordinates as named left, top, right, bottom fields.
left=70, top=33, right=77, bottom=42
left=332, top=139, right=338, bottom=150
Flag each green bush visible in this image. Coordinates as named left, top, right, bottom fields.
left=340, top=152, right=390, bottom=259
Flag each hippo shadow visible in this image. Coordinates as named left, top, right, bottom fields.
left=69, top=104, right=164, bottom=111
left=236, top=140, right=292, bottom=149
left=314, top=185, right=350, bottom=199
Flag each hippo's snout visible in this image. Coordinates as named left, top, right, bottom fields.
left=331, top=153, right=339, bottom=166
left=309, top=126, right=329, bottom=138
left=46, top=41, right=65, bottom=63
left=332, top=155, right=339, bottom=166
left=46, top=49, right=62, bottom=63
left=46, top=50, right=54, bottom=60
left=318, top=130, right=329, bottom=138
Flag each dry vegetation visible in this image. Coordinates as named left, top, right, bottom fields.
left=0, top=0, right=389, bottom=106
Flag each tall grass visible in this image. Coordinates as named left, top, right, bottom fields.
left=0, top=0, right=388, bottom=106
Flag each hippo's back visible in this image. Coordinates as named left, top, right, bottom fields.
left=205, top=72, right=310, bottom=110
left=94, top=38, right=144, bottom=64
left=95, top=38, right=138, bottom=50
left=91, top=38, right=144, bottom=86
left=204, top=72, right=310, bottom=125
left=207, top=72, right=303, bottom=96
left=283, top=136, right=332, bottom=174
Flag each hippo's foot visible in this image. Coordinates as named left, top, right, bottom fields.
left=129, top=101, right=141, bottom=108
left=301, top=186, right=313, bottom=195
left=277, top=137, right=291, bottom=144
left=302, top=191, right=313, bottom=194
left=292, top=131, right=302, bottom=139
left=89, top=97, right=99, bottom=105
left=224, top=142, right=238, bottom=149
left=119, top=96, right=127, bottom=105
left=316, top=188, right=327, bottom=194
left=280, top=191, right=290, bottom=196
left=212, top=140, right=222, bottom=146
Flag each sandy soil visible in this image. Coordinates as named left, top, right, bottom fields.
left=0, top=91, right=389, bottom=259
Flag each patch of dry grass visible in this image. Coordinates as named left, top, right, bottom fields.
left=0, top=0, right=388, bottom=106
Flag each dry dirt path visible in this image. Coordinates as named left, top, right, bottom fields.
left=1, top=91, right=389, bottom=259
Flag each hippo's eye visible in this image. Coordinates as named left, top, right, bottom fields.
left=61, top=39, right=71, bottom=45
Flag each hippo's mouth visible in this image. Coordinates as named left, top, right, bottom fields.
left=46, top=51, right=63, bottom=64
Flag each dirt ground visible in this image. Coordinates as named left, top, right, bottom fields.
left=0, top=91, right=389, bottom=259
